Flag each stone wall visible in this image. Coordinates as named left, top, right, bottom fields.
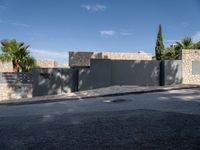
left=0, top=59, right=59, bottom=72
left=35, top=59, right=58, bottom=68
left=0, top=84, right=32, bottom=101
left=0, top=61, right=13, bottom=72
left=69, top=51, right=152, bottom=67
left=181, top=49, right=200, bottom=84
left=102, top=52, right=152, bottom=60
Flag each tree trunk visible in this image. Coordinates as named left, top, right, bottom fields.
left=12, top=59, right=19, bottom=72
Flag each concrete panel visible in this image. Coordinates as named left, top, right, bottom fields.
left=78, top=59, right=112, bottom=90
left=32, top=68, right=62, bottom=96
left=111, top=60, right=160, bottom=86
left=192, top=61, right=200, bottom=75
left=32, top=68, right=78, bottom=97
left=164, top=60, right=182, bottom=85
left=78, top=68, right=91, bottom=90
left=62, top=69, right=78, bottom=93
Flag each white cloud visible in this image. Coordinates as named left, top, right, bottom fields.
left=30, top=49, right=68, bottom=58
left=30, top=49, right=68, bottom=64
left=192, top=32, right=200, bottom=43
left=0, top=19, right=29, bottom=27
left=100, top=30, right=116, bottom=37
left=11, top=22, right=29, bottom=27
left=165, top=40, right=179, bottom=44
left=81, top=4, right=106, bottom=12
left=120, top=32, right=131, bottom=36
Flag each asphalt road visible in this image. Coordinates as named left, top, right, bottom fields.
left=0, top=89, right=200, bottom=150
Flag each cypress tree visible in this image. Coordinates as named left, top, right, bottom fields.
left=155, top=24, right=164, bottom=60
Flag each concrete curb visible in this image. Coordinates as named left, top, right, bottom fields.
left=0, top=85, right=199, bottom=106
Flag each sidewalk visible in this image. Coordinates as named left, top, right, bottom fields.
left=0, top=84, right=199, bottom=105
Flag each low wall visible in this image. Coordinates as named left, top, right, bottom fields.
left=78, top=59, right=160, bottom=90
left=0, top=83, right=32, bottom=101
left=32, top=68, right=78, bottom=97
left=111, top=60, right=160, bottom=86
left=162, top=60, right=182, bottom=85
left=79, top=59, right=112, bottom=90
left=181, top=49, right=200, bottom=84
left=69, top=51, right=152, bottom=67
left=78, top=59, right=182, bottom=90
left=0, top=59, right=183, bottom=101
left=0, top=72, right=32, bottom=101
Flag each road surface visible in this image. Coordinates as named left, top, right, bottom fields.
left=0, top=89, right=200, bottom=149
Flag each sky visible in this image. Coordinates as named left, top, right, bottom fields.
left=0, top=0, right=200, bottom=64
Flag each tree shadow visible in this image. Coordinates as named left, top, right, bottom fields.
left=163, top=60, right=183, bottom=85
left=0, top=58, right=184, bottom=100
left=78, top=59, right=183, bottom=90
left=32, top=68, right=78, bottom=97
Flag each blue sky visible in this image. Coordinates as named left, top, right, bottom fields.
left=0, top=0, right=200, bottom=64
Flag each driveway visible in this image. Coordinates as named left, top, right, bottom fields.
left=0, top=89, right=200, bottom=149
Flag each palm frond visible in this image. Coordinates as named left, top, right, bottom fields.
left=0, top=39, right=36, bottom=72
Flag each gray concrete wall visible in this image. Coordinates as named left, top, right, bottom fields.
left=78, top=59, right=182, bottom=90
left=163, top=60, right=182, bottom=85
left=78, top=59, right=161, bottom=90
left=32, top=68, right=78, bottom=97
left=78, top=59, right=112, bottom=91
left=111, top=60, right=160, bottom=86
left=32, top=60, right=183, bottom=95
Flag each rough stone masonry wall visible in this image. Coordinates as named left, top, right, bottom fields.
left=0, top=84, right=32, bottom=101
left=69, top=51, right=152, bottom=67
left=36, top=59, right=58, bottom=68
left=0, top=61, right=13, bottom=72
left=0, top=59, right=59, bottom=72
left=181, top=49, right=200, bottom=84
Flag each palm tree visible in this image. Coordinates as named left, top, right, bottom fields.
left=176, top=37, right=194, bottom=49
left=20, top=55, right=36, bottom=72
left=0, top=39, right=36, bottom=72
left=174, top=37, right=194, bottom=59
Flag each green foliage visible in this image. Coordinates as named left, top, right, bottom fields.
left=176, top=37, right=194, bottom=50
left=162, top=48, right=177, bottom=60
left=155, top=24, right=165, bottom=60
left=162, top=37, right=200, bottom=60
left=193, top=42, right=200, bottom=49
left=0, top=39, right=36, bottom=72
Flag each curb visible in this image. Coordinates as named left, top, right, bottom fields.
left=0, top=85, right=199, bottom=106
